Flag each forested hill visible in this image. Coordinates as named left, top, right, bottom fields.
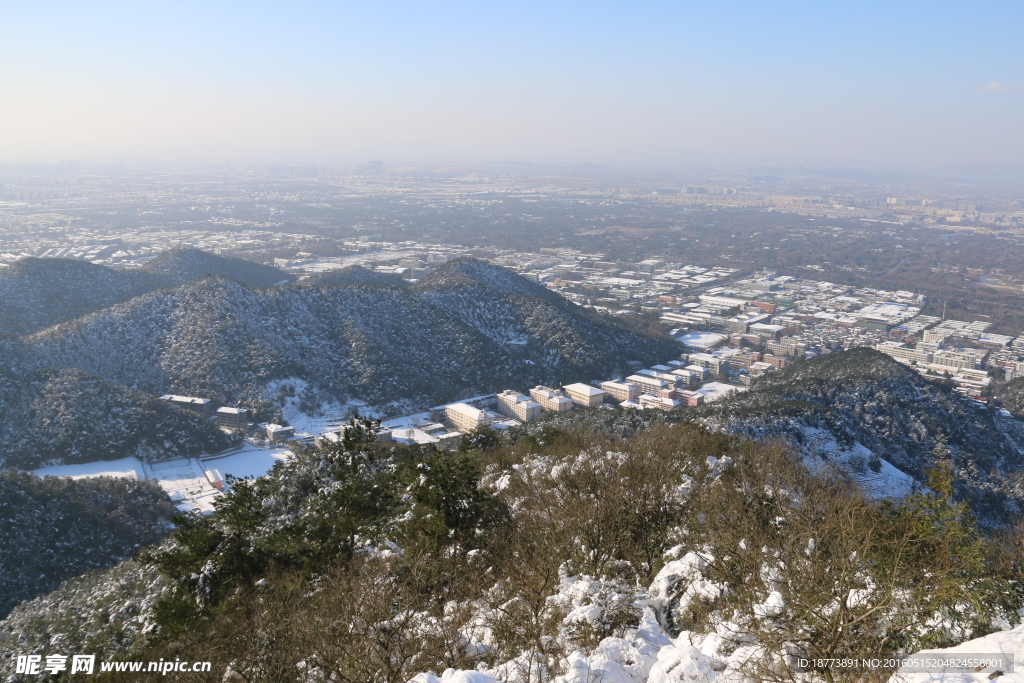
left=0, top=470, right=175, bottom=619
left=998, top=376, right=1024, bottom=418
left=0, top=257, right=150, bottom=336
left=5, top=417, right=1024, bottom=681
left=135, top=247, right=295, bottom=289
left=298, top=264, right=408, bottom=288
left=1, top=258, right=676, bottom=465
left=699, top=347, right=1024, bottom=523
left=0, top=248, right=293, bottom=336
left=24, top=258, right=676, bottom=408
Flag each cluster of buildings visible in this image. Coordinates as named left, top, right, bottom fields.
left=620, top=268, right=1024, bottom=404
left=435, top=371, right=747, bottom=435
left=159, top=394, right=296, bottom=443
left=442, top=383, right=608, bottom=433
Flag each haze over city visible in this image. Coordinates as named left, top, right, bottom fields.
left=2, top=1, right=1023, bottom=179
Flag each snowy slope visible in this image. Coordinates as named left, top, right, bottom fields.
left=0, top=257, right=150, bottom=336
left=891, top=625, right=1024, bottom=682
left=17, top=259, right=673, bottom=404
left=0, top=249, right=293, bottom=337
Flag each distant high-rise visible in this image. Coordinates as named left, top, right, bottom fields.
left=358, top=160, right=385, bottom=175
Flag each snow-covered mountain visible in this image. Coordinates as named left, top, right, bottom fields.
left=299, top=264, right=409, bottom=288
left=0, top=470, right=174, bottom=619
left=0, top=248, right=293, bottom=337
left=696, top=348, right=1024, bottom=524
left=0, top=258, right=676, bottom=466
left=135, top=247, right=295, bottom=289
left=0, top=257, right=151, bottom=336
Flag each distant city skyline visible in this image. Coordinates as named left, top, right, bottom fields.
left=1, top=1, right=1022, bottom=177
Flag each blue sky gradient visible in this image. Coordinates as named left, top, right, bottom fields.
left=1, top=1, right=1021, bottom=169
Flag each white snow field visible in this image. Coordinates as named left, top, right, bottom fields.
left=33, top=456, right=145, bottom=481
left=33, top=443, right=293, bottom=513
left=198, top=443, right=293, bottom=480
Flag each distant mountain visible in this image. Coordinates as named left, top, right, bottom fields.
left=412, top=256, right=557, bottom=298
left=0, top=259, right=675, bottom=466
left=0, top=257, right=150, bottom=336
left=137, top=247, right=295, bottom=289
left=299, top=264, right=408, bottom=288
left=0, top=248, right=294, bottom=337
left=2, top=258, right=676, bottom=465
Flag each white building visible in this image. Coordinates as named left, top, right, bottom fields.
left=624, top=375, right=669, bottom=393
left=495, top=390, right=543, bottom=422
left=600, top=381, right=641, bottom=402
left=160, top=394, right=214, bottom=418
left=446, top=403, right=495, bottom=433
left=530, top=386, right=574, bottom=412
left=215, top=406, right=248, bottom=429
left=563, top=383, right=607, bottom=407
left=639, top=394, right=680, bottom=411
left=687, top=353, right=722, bottom=374
left=265, top=424, right=295, bottom=442
left=876, top=342, right=933, bottom=364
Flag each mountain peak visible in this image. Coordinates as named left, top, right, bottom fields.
left=298, top=265, right=408, bottom=289
left=140, top=248, right=294, bottom=289
left=412, top=257, right=553, bottom=298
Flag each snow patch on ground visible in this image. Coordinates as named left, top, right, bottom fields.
left=32, top=443, right=293, bottom=513
left=890, top=623, right=1024, bottom=682
left=199, top=443, right=293, bottom=480
left=801, top=426, right=918, bottom=499
left=267, top=377, right=410, bottom=437
left=695, top=382, right=746, bottom=403
left=33, top=457, right=145, bottom=481
left=145, top=457, right=221, bottom=513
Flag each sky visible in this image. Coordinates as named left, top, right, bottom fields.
left=0, top=1, right=1022, bottom=173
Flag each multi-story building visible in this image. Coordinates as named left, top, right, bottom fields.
left=495, top=390, right=543, bottom=422
left=215, top=406, right=248, bottom=429
left=600, top=381, right=641, bottom=402
left=749, top=323, right=786, bottom=340
left=625, top=375, right=669, bottom=393
left=670, top=369, right=700, bottom=386
left=265, top=424, right=295, bottom=442
left=685, top=364, right=711, bottom=380
left=723, top=313, right=770, bottom=334
left=639, top=394, right=680, bottom=411
left=160, top=394, right=214, bottom=418
left=675, top=390, right=705, bottom=406
left=530, top=386, right=574, bottom=412
left=687, top=353, right=722, bottom=374
left=698, top=295, right=747, bottom=314
left=446, top=403, right=495, bottom=433
left=762, top=354, right=789, bottom=369
left=765, top=341, right=798, bottom=357
left=563, top=383, right=607, bottom=407
left=876, top=342, right=933, bottom=364
left=934, top=349, right=982, bottom=370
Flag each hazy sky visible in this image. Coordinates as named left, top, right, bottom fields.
left=1, top=1, right=1022, bottom=171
